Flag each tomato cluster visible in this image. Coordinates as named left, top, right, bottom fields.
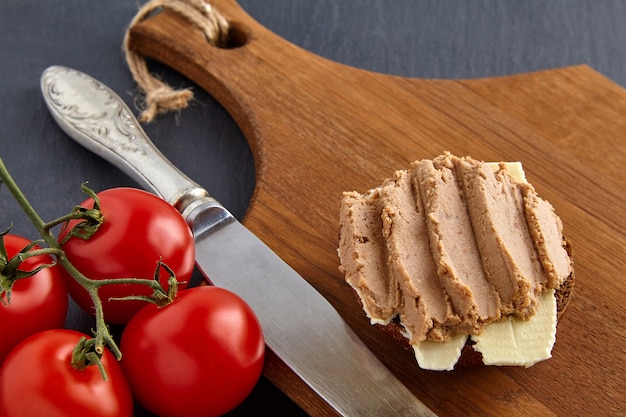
left=0, top=188, right=265, bottom=417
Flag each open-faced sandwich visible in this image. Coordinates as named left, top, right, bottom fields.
left=338, top=152, right=574, bottom=370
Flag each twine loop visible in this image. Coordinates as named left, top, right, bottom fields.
left=123, top=0, right=229, bottom=122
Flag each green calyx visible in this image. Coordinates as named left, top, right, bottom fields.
left=108, top=259, right=182, bottom=307
left=58, top=183, right=105, bottom=245
left=0, top=226, right=59, bottom=305
left=71, top=337, right=108, bottom=380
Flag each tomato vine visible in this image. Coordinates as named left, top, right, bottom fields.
left=0, top=157, right=179, bottom=379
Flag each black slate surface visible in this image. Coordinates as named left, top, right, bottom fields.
left=1, top=1, right=625, bottom=415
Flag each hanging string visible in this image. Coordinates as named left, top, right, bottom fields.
left=123, top=0, right=229, bottom=123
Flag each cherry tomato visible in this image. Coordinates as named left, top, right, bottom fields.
left=58, top=187, right=195, bottom=324
left=121, top=286, right=265, bottom=417
left=0, top=329, right=133, bottom=417
left=0, top=234, right=68, bottom=363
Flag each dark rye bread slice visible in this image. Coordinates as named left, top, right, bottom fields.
left=338, top=154, right=575, bottom=369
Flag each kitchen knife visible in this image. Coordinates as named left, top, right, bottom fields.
left=40, top=65, right=436, bottom=417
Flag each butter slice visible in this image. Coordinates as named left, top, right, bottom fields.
left=413, top=162, right=558, bottom=370
left=489, top=161, right=526, bottom=182
left=471, top=289, right=557, bottom=367
left=413, top=334, right=467, bottom=371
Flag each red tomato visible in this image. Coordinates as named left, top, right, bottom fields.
left=58, top=187, right=195, bottom=324
left=0, top=234, right=68, bottom=363
left=0, top=329, right=133, bottom=417
left=121, top=286, right=265, bottom=417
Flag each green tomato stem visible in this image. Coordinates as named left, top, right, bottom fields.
left=43, top=211, right=96, bottom=233
left=0, top=159, right=49, bottom=233
left=5, top=246, right=63, bottom=270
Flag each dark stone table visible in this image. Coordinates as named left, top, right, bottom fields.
left=2, top=1, right=625, bottom=415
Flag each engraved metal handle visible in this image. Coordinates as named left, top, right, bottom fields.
left=40, top=65, right=216, bottom=217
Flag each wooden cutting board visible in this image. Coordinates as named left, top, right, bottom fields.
left=128, top=1, right=626, bottom=415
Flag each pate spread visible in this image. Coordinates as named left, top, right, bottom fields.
left=455, top=157, right=547, bottom=317
left=338, top=153, right=572, bottom=369
left=380, top=169, right=460, bottom=342
left=338, top=189, right=400, bottom=324
left=414, top=157, right=501, bottom=333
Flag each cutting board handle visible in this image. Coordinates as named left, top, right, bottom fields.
left=128, top=0, right=421, bottom=168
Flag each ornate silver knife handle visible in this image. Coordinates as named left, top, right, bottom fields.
left=40, top=65, right=215, bottom=217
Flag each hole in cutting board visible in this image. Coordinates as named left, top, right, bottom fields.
left=220, top=21, right=248, bottom=49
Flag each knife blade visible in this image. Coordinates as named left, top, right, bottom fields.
left=40, top=65, right=437, bottom=417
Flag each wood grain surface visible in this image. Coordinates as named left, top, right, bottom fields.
left=127, top=1, right=626, bottom=416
